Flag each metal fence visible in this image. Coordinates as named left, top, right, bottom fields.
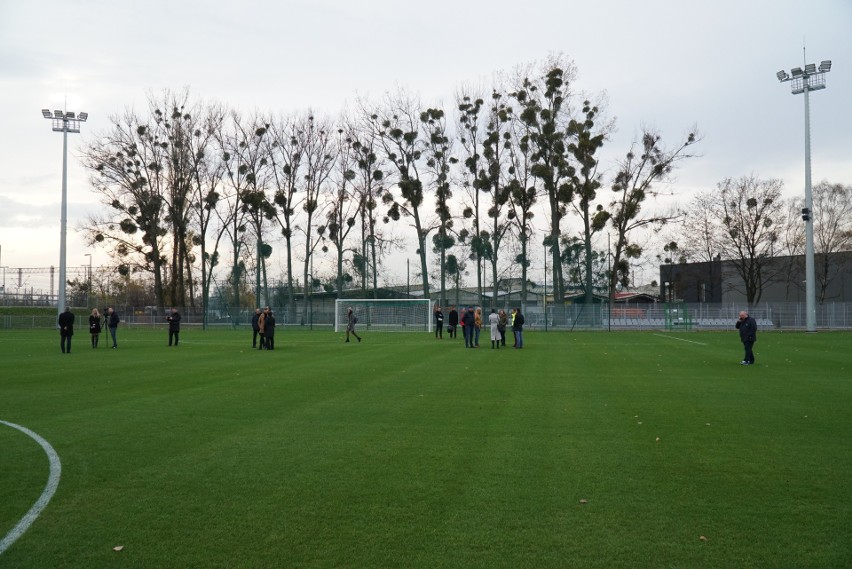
left=5, top=301, right=852, bottom=331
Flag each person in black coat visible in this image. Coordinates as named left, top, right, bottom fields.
left=460, top=307, right=475, bottom=348
left=434, top=305, right=444, bottom=339
left=167, top=307, right=181, bottom=346
left=89, top=308, right=102, bottom=348
left=264, top=311, right=276, bottom=350
left=251, top=308, right=262, bottom=348
left=58, top=307, right=75, bottom=353
left=107, top=307, right=120, bottom=348
left=447, top=306, right=459, bottom=339
left=512, top=307, right=525, bottom=349
left=735, top=310, right=757, bottom=365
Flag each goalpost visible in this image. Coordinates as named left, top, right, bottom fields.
left=334, top=299, right=435, bottom=333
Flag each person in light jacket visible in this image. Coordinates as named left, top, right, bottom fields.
left=488, top=308, right=500, bottom=350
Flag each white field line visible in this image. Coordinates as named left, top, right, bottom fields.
left=652, top=333, right=708, bottom=346
left=0, top=420, right=62, bottom=556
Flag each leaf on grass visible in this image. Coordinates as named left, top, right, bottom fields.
left=655, top=437, right=660, bottom=442
left=113, top=545, right=124, bottom=552
left=699, top=535, right=708, bottom=542
left=579, top=499, right=588, bottom=504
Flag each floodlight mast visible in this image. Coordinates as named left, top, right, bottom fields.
left=41, top=108, right=88, bottom=321
left=776, top=55, right=830, bottom=333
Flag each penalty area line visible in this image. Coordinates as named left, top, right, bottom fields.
left=0, top=420, right=62, bottom=556
left=652, top=333, right=708, bottom=346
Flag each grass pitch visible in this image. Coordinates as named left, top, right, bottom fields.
left=1, top=328, right=850, bottom=568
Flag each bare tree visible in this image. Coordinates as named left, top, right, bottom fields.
left=326, top=124, right=362, bottom=296
left=509, top=61, right=579, bottom=304
left=348, top=105, right=389, bottom=298
left=421, top=107, right=455, bottom=306
left=609, top=127, right=698, bottom=296
left=81, top=107, right=171, bottom=309
left=374, top=90, right=432, bottom=298
left=265, top=113, right=303, bottom=322
left=295, top=113, right=336, bottom=305
left=703, top=175, right=786, bottom=304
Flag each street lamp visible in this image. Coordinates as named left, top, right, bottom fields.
left=84, top=253, right=92, bottom=308
left=776, top=54, right=830, bottom=332
left=42, top=108, right=88, bottom=320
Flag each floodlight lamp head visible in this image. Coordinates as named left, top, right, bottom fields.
left=78, top=112, right=88, bottom=121
left=41, top=109, right=52, bottom=118
left=819, top=60, right=831, bottom=72
left=776, top=70, right=788, bottom=81
left=65, top=111, right=75, bottom=119
left=804, top=63, right=816, bottom=74
left=791, top=67, right=803, bottom=77
left=53, top=110, right=63, bottom=118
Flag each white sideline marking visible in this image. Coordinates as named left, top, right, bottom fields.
left=0, top=420, right=62, bottom=556
left=652, top=333, right=707, bottom=346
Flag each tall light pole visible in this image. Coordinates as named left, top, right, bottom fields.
left=42, top=108, right=88, bottom=320
left=84, top=253, right=92, bottom=308
left=776, top=55, right=831, bottom=332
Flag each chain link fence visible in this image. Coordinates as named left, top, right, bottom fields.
left=4, top=301, right=852, bottom=331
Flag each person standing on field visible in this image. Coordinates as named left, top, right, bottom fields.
left=251, top=308, right=262, bottom=348
left=488, top=308, right=500, bottom=349
left=498, top=309, right=508, bottom=347
left=58, top=307, right=75, bottom=354
left=89, top=308, right=101, bottom=348
left=265, top=310, right=276, bottom=350
left=474, top=308, right=482, bottom=347
left=167, top=307, right=181, bottom=347
left=107, top=307, right=120, bottom=349
left=448, top=306, right=459, bottom=339
left=461, top=306, right=475, bottom=348
left=257, top=308, right=267, bottom=350
left=512, top=307, right=525, bottom=349
left=346, top=306, right=361, bottom=343
left=434, top=305, right=444, bottom=339
left=735, top=310, right=757, bottom=365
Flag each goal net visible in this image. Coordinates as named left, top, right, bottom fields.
left=334, top=299, right=434, bottom=333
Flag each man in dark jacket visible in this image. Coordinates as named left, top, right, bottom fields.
left=107, top=307, right=120, bottom=348
left=58, top=307, right=75, bottom=353
left=512, top=307, right=525, bottom=349
left=265, top=310, right=276, bottom=350
left=448, top=306, right=459, bottom=339
left=167, top=307, right=181, bottom=346
left=735, top=310, right=757, bottom=365
left=251, top=308, right=262, bottom=348
left=461, top=307, right=475, bottom=348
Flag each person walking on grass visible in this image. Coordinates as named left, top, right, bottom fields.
left=735, top=310, right=757, bottom=365
left=167, top=307, right=181, bottom=347
left=488, top=308, right=500, bottom=350
left=251, top=308, right=262, bottom=348
left=89, top=308, right=101, bottom=348
left=346, top=306, right=361, bottom=343
left=434, top=305, right=444, bottom=339
left=107, top=307, right=120, bottom=349
left=58, top=307, right=75, bottom=354
left=448, top=306, right=459, bottom=339
left=512, top=307, right=525, bottom=349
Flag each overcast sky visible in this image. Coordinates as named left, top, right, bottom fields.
left=1, top=0, right=850, bottom=292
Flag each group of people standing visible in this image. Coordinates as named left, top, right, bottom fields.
left=251, top=307, right=277, bottom=350
left=57, top=306, right=121, bottom=353
left=434, top=305, right=525, bottom=349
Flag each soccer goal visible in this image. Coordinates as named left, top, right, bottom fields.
left=334, top=299, right=435, bottom=333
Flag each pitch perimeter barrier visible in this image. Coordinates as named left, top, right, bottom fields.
left=3, top=302, right=852, bottom=330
